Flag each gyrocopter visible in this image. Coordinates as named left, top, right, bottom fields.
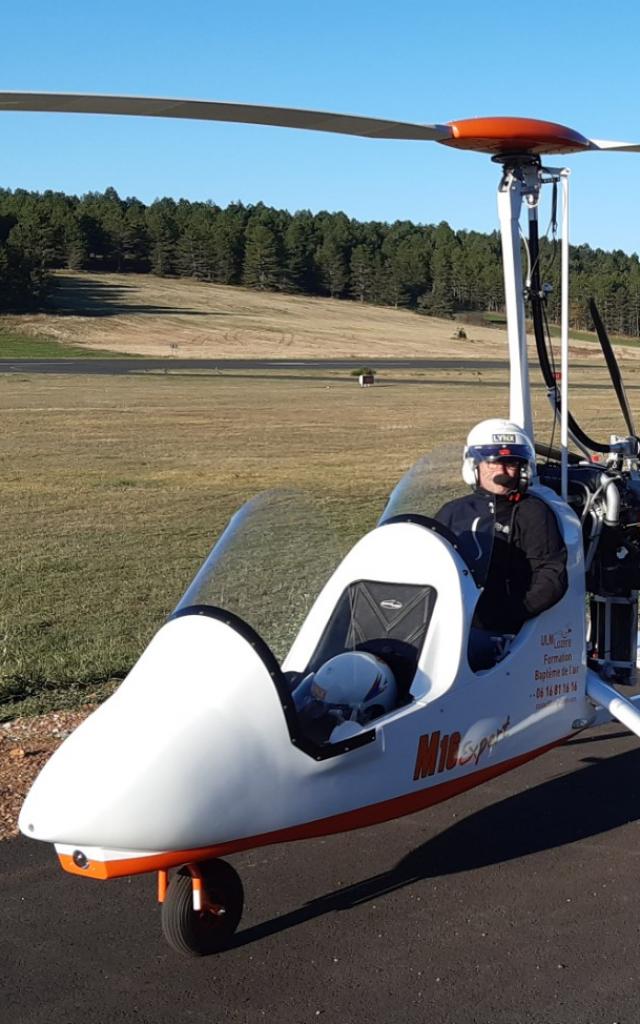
left=6, top=92, right=640, bottom=957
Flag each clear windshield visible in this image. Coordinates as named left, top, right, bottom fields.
left=378, top=443, right=493, bottom=584
left=174, top=490, right=347, bottom=660
left=378, top=443, right=463, bottom=523
left=376, top=438, right=466, bottom=520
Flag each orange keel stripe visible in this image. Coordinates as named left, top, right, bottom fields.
left=57, top=736, right=567, bottom=880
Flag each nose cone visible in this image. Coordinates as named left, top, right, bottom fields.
left=19, top=614, right=293, bottom=851
left=16, top=693, right=229, bottom=848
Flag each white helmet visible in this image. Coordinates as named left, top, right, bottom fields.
left=294, top=651, right=397, bottom=727
left=462, top=418, right=536, bottom=488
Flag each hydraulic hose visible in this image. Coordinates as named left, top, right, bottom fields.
left=528, top=216, right=610, bottom=454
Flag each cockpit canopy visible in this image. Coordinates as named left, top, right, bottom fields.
left=173, top=490, right=353, bottom=660
left=173, top=444, right=480, bottom=669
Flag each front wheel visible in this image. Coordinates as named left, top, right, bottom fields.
left=161, top=859, right=244, bottom=957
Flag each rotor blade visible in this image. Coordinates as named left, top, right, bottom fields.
left=588, top=138, right=640, bottom=153
left=589, top=298, right=637, bottom=436
left=0, top=92, right=453, bottom=142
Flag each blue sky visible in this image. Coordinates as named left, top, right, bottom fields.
left=2, top=0, right=640, bottom=254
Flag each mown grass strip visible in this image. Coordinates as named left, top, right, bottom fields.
left=0, top=330, right=136, bottom=359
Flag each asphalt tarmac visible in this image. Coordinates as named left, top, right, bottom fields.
left=3, top=722, right=640, bottom=1024
left=0, top=357, right=509, bottom=375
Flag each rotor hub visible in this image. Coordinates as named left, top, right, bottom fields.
left=442, top=117, right=592, bottom=156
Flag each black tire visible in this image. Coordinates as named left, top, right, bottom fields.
left=161, top=859, right=244, bottom=957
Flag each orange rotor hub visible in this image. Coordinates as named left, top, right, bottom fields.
left=441, top=117, right=592, bottom=156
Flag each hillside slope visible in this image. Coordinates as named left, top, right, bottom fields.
left=2, top=271, right=512, bottom=360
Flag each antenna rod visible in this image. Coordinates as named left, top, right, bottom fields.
left=560, top=170, right=570, bottom=501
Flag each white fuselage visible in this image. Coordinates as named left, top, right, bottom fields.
left=19, top=484, right=591, bottom=879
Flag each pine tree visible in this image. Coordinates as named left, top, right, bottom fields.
left=65, top=219, right=89, bottom=270
left=6, top=207, right=58, bottom=300
left=211, top=203, right=247, bottom=285
left=381, top=228, right=432, bottom=308
left=122, top=200, right=150, bottom=272
left=175, top=204, right=216, bottom=280
left=424, top=222, right=457, bottom=317
left=0, top=238, right=41, bottom=309
left=350, top=244, right=375, bottom=302
left=284, top=212, right=317, bottom=293
left=146, top=199, right=178, bottom=276
left=242, top=209, right=284, bottom=290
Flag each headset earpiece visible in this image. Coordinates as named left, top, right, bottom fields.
left=461, top=457, right=477, bottom=487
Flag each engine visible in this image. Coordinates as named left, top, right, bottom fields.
left=539, top=438, right=640, bottom=683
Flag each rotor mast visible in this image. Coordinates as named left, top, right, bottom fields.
left=495, top=156, right=538, bottom=442
left=495, top=153, right=570, bottom=495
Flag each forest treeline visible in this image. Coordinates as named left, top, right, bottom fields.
left=1, top=186, right=640, bottom=336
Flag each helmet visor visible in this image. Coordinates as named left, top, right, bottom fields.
left=467, top=443, right=531, bottom=464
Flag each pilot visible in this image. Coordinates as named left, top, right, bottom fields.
left=292, top=651, right=397, bottom=743
left=435, top=418, right=568, bottom=669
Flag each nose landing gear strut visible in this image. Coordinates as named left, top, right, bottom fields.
left=159, top=858, right=244, bottom=957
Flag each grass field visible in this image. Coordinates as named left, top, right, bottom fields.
left=0, top=366, right=465, bottom=718
left=0, top=328, right=128, bottom=359
left=1, top=359, right=635, bottom=721
left=2, top=274, right=640, bottom=721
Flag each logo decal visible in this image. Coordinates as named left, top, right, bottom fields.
left=380, top=599, right=403, bottom=610
left=492, top=433, right=516, bottom=442
left=413, top=716, right=511, bottom=780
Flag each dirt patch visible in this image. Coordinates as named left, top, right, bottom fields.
left=0, top=708, right=92, bottom=841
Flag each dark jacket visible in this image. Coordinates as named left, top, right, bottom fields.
left=435, top=488, right=568, bottom=634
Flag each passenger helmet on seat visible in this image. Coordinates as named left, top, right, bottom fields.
left=294, top=651, right=397, bottom=727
